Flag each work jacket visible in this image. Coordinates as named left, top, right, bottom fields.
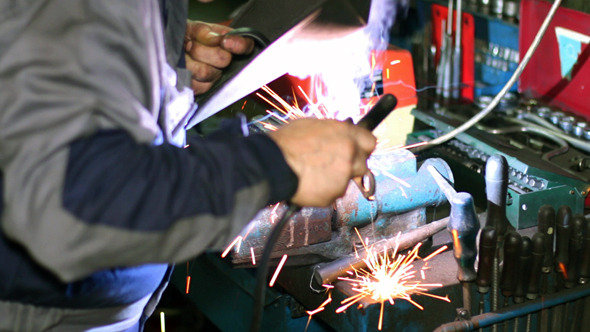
left=0, top=0, right=296, bottom=330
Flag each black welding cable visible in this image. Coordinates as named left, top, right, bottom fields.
left=411, top=0, right=562, bottom=153
left=249, top=203, right=300, bottom=332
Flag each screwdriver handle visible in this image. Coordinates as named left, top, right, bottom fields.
left=500, top=230, right=522, bottom=297
left=484, top=155, right=509, bottom=239
left=514, top=236, right=532, bottom=303
left=565, top=214, right=585, bottom=288
left=527, top=232, right=545, bottom=299
left=476, top=226, right=497, bottom=292
left=579, top=215, right=590, bottom=283
left=537, top=205, right=556, bottom=271
left=448, top=192, right=480, bottom=283
left=555, top=205, right=572, bottom=273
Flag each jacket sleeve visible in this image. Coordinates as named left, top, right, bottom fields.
left=0, top=0, right=297, bottom=282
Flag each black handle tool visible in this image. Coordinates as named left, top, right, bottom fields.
left=476, top=226, right=497, bottom=317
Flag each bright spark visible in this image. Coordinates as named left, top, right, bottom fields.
left=221, top=236, right=242, bottom=258
left=269, top=254, right=288, bottom=287
left=160, top=312, right=166, bottom=332
left=307, top=230, right=449, bottom=331
left=250, top=247, right=256, bottom=265
left=185, top=276, right=191, bottom=294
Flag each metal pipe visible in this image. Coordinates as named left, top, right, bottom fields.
left=313, top=216, right=449, bottom=285
left=434, top=283, right=590, bottom=332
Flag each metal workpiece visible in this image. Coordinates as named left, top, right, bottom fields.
left=484, top=154, right=509, bottom=240
left=312, top=216, right=450, bottom=285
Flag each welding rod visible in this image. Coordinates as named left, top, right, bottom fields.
left=313, top=217, right=449, bottom=285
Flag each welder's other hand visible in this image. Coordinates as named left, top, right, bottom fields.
left=269, top=118, right=376, bottom=207
left=184, top=21, right=254, bottom=95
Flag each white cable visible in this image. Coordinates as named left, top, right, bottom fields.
left=418, top=0, right=563, bottom=149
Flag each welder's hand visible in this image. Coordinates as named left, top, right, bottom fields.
left=269, top=118, right=377, bottom=207
left=184, top=21, right=254, bottom=95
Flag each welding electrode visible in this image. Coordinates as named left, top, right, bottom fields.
left=551, top=205, right=571, bottom=332
left=484, top=155, right=509, bottom=240
left=448, top=192, right=480, bottom=315
left=500, top=231, right=521, bottom=307
left=355, top=93, right=397, bottom=131
left=475, top=226, right=497, bottom=315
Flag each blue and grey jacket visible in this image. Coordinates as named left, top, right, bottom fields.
left=0, top=0, right=297, bottom=329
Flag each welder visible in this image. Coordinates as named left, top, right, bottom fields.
left=0, top=1, right=376, bottom=331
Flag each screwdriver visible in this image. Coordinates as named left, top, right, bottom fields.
left=537, top=205, right=555, bottom=332
left=476, top=226, right=497, bottom=318
left=526, top=232, right=545, bottom=331
left=484, top=154, right=508, bottom=329
left=565, top=214, right=585, bottom=331
left=484, top=155, right=509, bottom=239
left=579, top=214, right=590, bottom=284
left=552, top=205, right=571, bottom=332
left=448, top=192, right=480, bottom=317
left=513, top=236, right=531, bottom=332
left=565, top=214, right=585, bottom=288
left=500, top=231, right=521, bottom=332
left=578, top=215, right=590, bottom=329
left=537, top=205, right=556, bottom=273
